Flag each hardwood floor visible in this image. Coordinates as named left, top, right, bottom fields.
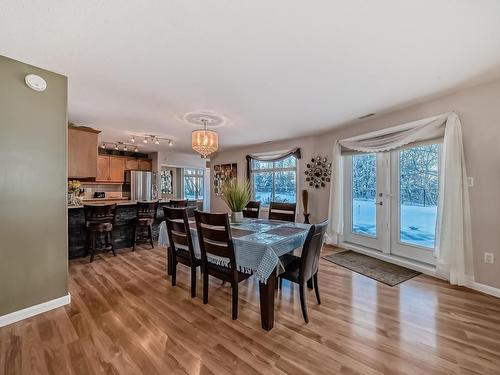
left=1, top=245, right=500, bottom=374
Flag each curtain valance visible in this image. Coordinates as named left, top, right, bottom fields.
left=339, top=113, right=448, bottom=154
left=246, top=148, right=301, bottom=179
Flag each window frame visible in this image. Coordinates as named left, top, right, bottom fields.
left=249, top=155, right=298, bottom=208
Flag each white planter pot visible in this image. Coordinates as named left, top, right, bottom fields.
left=231, top=211, right=243, bottom=223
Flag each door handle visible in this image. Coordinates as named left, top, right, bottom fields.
left=374, top=201, right=383, bottom=206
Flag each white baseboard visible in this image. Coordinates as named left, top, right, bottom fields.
left=469, top=282, right=500, bottom=298
left=337, top=242, right=500, bottom=299
left=0, top=293, right=71, bottom=328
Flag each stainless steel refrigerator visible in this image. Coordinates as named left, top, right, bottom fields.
left=123, top=171, right=154, bottom=201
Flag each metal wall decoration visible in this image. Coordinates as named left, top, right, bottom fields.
left=305, top=156, right=332, bottom=188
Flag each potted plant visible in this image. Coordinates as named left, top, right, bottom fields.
left=68, top=180, right=82, bottom=206
left=221, top=179, right=250, bottom=223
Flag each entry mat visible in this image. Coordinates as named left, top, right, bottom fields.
left=323, top=250, right=421, bottom=286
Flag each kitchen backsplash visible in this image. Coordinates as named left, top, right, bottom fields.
left=80, top=183, right=123, bottom=199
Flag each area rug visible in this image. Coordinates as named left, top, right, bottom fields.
left=323, top=250, right=420, bottom=286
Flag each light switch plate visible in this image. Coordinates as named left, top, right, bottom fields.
left=466, top=177, right=474, bottom=187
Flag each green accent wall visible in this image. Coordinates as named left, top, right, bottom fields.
left=0, top=55, right=68, bottom=316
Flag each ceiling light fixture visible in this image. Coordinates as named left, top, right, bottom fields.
left=131, top=136, right=135, bottom=143
left=168, top=140, right=173, bottom=147
left=143, top=137, right=148, bottom=144
left=101, top=142, right=106, bottom=149
left=154, top=137, right=160, bottom=145
left=134, top=146, right=139, bottom=152
left=123, top=145, right=128, bottom=151
left=114, top=144, right=119, bottom=150
left=192, top=118, right=218, bottom=158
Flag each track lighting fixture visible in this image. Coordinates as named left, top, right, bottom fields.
left=127, top=134, right=174, bottom=146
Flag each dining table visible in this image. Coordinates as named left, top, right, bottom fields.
left=158, top=217, right=311, bottom=331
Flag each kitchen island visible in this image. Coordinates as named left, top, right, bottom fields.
left=68, top=201, right=177, bottom=259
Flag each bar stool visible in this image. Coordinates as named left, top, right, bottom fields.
left=83, top=204, right=117, bottom=263
left=133, top=201, right=159, bottom=250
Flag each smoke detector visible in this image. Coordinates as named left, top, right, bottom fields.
left=25, top=74, right=47, bottom=92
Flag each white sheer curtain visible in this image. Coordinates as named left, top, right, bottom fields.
left=326, top=112, right=474, bottom=286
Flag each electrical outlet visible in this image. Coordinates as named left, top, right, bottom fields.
left=466, top=177, right=474, bottom=187
left=484, top=252, right=494, bottom=264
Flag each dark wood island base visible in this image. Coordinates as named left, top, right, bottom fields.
left=68, top=202, right=172, bottom=259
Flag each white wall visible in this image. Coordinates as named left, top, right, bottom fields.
left=210, top=77, right=500, bottom=289
left=157, top=151, right=206, bottom=169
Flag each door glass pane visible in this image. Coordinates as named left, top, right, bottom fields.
left=399, top=144, right=439, bottom=248
left=352, top=154, right=377, bottom=236
left=274, top=171, right=296, bottom=203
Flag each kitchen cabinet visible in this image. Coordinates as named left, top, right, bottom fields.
left=96, top=155, right=126, bottom=182
left=125, top=157, right=139, bottom=170
left=125, top=157, right=152, bottom=171
left=96, top=156, right=110, bottom=181
left=68, top=125, right=100, bottom=178
left=109, top=156, right=126, bottom=181
left=138, top=159, right=152, bottom=171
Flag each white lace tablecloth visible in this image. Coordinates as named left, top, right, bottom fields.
left=158, top=218, right=311, bottom=283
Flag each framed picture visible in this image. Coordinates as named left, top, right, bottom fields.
left=213, top=163, right=237, bottom=195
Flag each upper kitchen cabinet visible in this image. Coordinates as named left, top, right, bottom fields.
left=68, top=125, right=100, bottom=178
left=125, top=157, right=139, bottom=170
left=125, top=157, right=152, bottom=171
left=138, top=159, right=152, bottom=171
left=96, top=155, right=126, bottom=182
left=109, top=156, right=126, bottom=181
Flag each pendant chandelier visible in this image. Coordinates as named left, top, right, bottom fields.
left=192, top=118, right=219, bottom=157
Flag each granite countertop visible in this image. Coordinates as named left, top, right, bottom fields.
left=68, top=199, right=173, bottom=209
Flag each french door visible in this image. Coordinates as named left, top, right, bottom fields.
left=343, top=144, right=440, bottom=265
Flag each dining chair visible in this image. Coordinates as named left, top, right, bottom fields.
left=194, top=211, right=252, bottom=320
left=268, top=202, right=296, bottom=222
left=170, top=199, right=188, bottom=208
left=242, top=201, right=261, bottom=218
left=83, top=204, right=117, bottom=263
left=278, top=220, right=328, bottom=323
left=163, top=207, right=201, bottom=297
left=133, top=201, right=159, bottom=250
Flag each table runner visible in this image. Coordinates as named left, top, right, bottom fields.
left=158, top=218, right=311, bottom=283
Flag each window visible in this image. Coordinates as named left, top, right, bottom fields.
left=160, top=169, right=173, bottom=195
left=183, top=168, right=204, bottom=200
left=250, top=155, right=297, bottom=207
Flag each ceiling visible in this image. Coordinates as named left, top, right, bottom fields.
left=2, top=0, right=500, bottom=153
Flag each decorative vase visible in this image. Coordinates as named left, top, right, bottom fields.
left=68, top=192, right=82, bottom=206
left=231, top=211, right=243, bottom=223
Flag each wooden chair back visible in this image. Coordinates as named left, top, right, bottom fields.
left=163, top=207, right=196, bottom=262
left=300, top=220, right=328, bottom=282
left=243, top=201, right=261, bottom=218
left=137, top=201, right=159, bottom=219
left=84, top=204, right=116, bottom=225
left=170, top=200, right=188, bottom=208
left=268, top=202, right=296, bottom=222
left=194, top=211, right=236, bottom=271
